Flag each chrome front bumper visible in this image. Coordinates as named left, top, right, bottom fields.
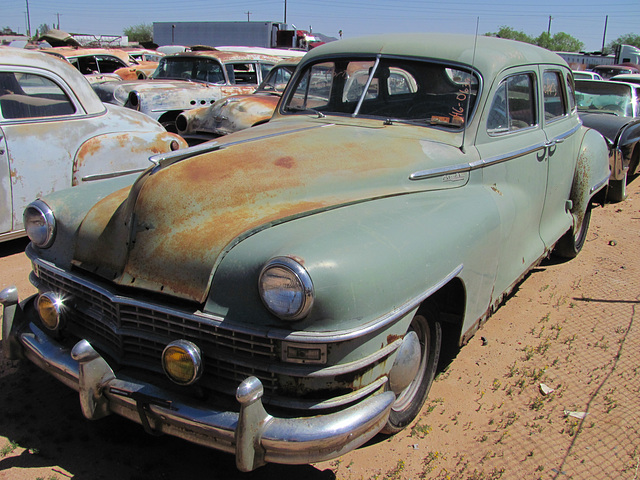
left=1, top=291, right=394, bottom=471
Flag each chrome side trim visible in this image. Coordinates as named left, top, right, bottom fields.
left=551, top=123, right=581, bottom=143
left=411, top=124, right=582, bottom=181
left=81, top=167, right=147, bottom=182
left=590, top=173, right=611, bottom=195
left=410, top=142, right=546, bottom=181
left=279, top=264, right=465, bottom=343
left=0, top=228, right=26, bottom=243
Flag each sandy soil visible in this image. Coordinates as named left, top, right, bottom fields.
left=1, top=180, right=639, bottom=480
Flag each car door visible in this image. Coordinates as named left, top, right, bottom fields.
left=538, top=67, right=581, bottom=247
left=474, top=69, right=549, bottom=300
left=0, top=128, right=11, bottom=235
left=0, top=67, right=86, bottom=235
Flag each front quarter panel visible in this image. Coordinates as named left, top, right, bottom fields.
left=206, top=181, right=501, bottom=352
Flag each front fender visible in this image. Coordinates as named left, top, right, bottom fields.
left=206, top=184, right=500, bottom=343
left=72, top=131, right=187, bottom=186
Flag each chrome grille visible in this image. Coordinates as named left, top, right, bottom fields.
left=36, top=263, right=278, bottom=395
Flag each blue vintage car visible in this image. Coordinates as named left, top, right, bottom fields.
left=2, top=34, right=609, bottom=471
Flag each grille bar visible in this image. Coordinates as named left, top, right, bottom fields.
left=36, top=263, right=278, bottom=394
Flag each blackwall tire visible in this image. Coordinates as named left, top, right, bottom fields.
left=382, top=305, right=442, bottom=434
left=554, top=203, right=592, bottom=259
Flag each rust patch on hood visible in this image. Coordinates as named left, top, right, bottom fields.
left=73, top=121, right=464, bottom=303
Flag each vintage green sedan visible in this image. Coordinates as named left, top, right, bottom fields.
left=2, top=34, right=609, bottom=471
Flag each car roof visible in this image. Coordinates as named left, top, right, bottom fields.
left=301, top=33, right=568, bottom=80
left=576, top=78, right=637, bottom=88
left=0, top=46, right=106, bottom=115
left=40, top=46, right=132, bottom=64
left=610, top=73, right=640, bottom=82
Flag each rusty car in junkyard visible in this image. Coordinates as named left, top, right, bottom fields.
left=575, top=78, right=640, bottom=201
left=176, top=56, right=301, bottom=144
left=41, top=46, right=159, bottom=82
left=2, top=34, right=609, bottom=470
left=91, top=48, right=296, bottom=132
left=0, top=47, right=186, bottom=242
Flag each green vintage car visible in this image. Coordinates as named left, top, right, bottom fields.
left=2, top=34, right=609, bottom=471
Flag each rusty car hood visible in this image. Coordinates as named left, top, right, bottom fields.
left=71, top=119, right=474, bottom=303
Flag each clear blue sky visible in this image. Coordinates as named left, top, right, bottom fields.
left=2, top=0, right=638, bottom=52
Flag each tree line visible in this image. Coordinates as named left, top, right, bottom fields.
left=485, top=26, right=640, bottom=54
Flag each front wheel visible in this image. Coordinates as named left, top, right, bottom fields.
left=554, top=203, right=592, bottom=259
left=382, top=305, right=442, bottom=434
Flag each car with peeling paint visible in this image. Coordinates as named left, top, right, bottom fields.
left=2, top=34, right=609, bottom=470
left=176, top=57, right=301, bottom=144
left=41, top=46, right=159, bottom=83
left=0, top=47, right=187, bottom=242
left=91, top=48, right=290, bottom=132
left=575, top=78, right=640, bottom=201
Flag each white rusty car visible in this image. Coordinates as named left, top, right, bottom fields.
left=92, top=48, right=292, bottom=132
left=0, top=47, right=187, bottom=242
left=176, top=57, right=301, bottom=144
left=2, top=34, right=609, bottom=470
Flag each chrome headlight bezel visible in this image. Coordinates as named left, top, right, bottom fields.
left=23, top=199, right=56, bottom=248
left=161, top=340, right=203, bottom=386
left=258, top=256, right=314, bottom=321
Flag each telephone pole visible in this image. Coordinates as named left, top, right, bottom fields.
left=601, top=15, right=608, bottom=52
left=25, top=0, right=31, bottom=37
left=245, top=11, right=251, bottom=21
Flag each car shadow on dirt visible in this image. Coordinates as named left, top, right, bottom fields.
left=0, top=238, right=29, bottom=258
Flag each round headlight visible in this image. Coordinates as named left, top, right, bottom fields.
left=36, top=292, right=64, bottom=330
left=162, top=340, right=203, bottom=385
left=23, top=200, right=55, bottom=248
left=258, top=256, right=314, bottom=321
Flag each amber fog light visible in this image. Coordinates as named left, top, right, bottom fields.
left=36, top=292, right=64, bottom=330
left=162, top=340, right=203, bottom=385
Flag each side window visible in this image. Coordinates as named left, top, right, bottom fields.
left=77, top=56, right=98, bottom=75
left=289, top=62, right=334, bottom=110
left=487, top=73, right=536, bottom=134
left=543, top=71, right=566, bottom=122
left=566, top=74, right=576, bottom=111
left=96, top=56, right=127, bottom=74
left=0, top=72, right=76, bottom=119
left=259, top=63, right=274, bottom=83
left=230, top=63, right=258, bottom=84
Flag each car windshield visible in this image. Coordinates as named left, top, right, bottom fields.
left=575, top=80, right=636, bottom=116
left=257, top=65, right=295, bottom=94
left=152, top=57, right=226, bottom=84
left=282, top=57, right=479, bottom=128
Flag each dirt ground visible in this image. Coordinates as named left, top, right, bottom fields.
left=1, top=180, right=639, bottom=480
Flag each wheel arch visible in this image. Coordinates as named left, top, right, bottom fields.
left=420, top=276, right=466, bottom=346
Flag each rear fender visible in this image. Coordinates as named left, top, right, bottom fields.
left=72, top=131, right=187, bottom=186
left=569, top=128, right=610, bottom=230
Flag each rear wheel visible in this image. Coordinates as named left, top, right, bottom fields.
left=554, top=203, right=592, bottom=259
left=382, top=305, right=442, bottom=434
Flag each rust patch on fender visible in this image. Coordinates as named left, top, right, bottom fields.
left=275, top=156, right=296, bottom=169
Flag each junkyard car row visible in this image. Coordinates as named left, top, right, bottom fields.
left=91, top=47, right=304, bottom=133
left=575, top=78, right=640, bottom=201
left=176, top=56, right=301, bottom=143
left=3, top=32, right=635, bottom=472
